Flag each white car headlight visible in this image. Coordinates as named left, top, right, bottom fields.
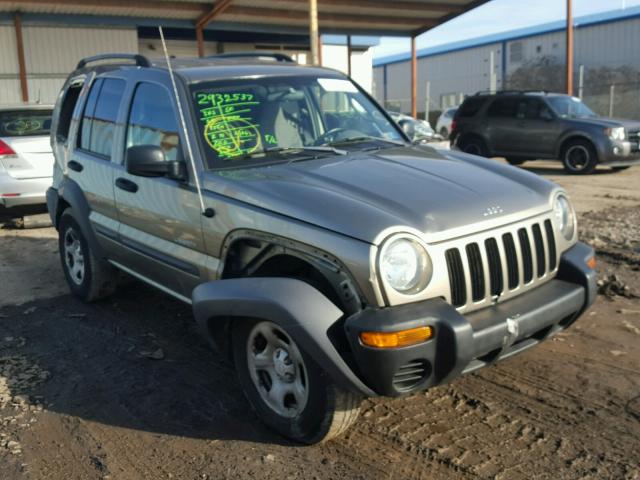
left=379, top=236, right=432, bottom=294
left=553, top=194, right=576, bottom=241
left=606, top=126, right=625, bottom=141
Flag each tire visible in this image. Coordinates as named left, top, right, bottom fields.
left=505, top=157, right=526, bottom=166
left=561, top=139, right=598, bottom=175
left=458, top=135, right=489, bottom=157
left=58, top=208, right=117, bottom=302
left=232, top=318, right=361, bottom=444
left=612, top=166, right=630, bottom=172
left=439, top=127, right=449, bottom=139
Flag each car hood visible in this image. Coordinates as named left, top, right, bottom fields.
left=568, top=117, right=640, bottom=131
left=203, top=146, right=558, bottom=245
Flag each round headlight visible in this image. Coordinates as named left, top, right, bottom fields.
left=379, top=236, right=432, bottom=294
left=553, top=194, right=576, bottom=240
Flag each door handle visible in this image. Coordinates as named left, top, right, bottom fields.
left=67, top=160, right=83, bottom=172
left=115, top=177, right=139, bottom=193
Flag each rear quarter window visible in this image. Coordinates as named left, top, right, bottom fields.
left=456, top=98, right=486, bottom=118
left=0, top=110, right=53, bottom=137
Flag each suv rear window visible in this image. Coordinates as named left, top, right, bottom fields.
left=78, top=78, right=125, bottom=158
left=456, top=97, right=486, bottom=118
left=0, top=109, right=53, bottom=137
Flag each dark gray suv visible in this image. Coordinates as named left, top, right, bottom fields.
left=451, top=91, right=640, bottom=174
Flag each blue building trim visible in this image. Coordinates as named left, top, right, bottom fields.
left=374, top=5, right=640, bottom=68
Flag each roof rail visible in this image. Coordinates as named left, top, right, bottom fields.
left=474, top=89, right=548, bottom=96
left=206, top=52, right=295, bottom=63
left=76, top=53, right=151, bottom=70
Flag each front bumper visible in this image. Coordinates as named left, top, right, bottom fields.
left=598, top=139, right=640, bottom=166
left=0, top=173, right=51, bottom=208
left=344, top=242, right=597, bottom=397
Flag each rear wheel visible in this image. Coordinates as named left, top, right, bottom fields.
left=439, top=127, right=449, bottom=139
left=505, top=157, right=526, bottom=166
left=232, top=318, right=361, bottom=444
left=458, top=136, right=489, bottom=157
left=561, top=139, right=598, bottom=175
left=58, top=208, right=117, bottom=302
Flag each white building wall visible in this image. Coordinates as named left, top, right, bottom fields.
left=321, top=45, right=373, bottom=93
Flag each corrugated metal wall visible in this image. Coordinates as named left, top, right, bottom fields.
left=0, top=25, right=20, bottom=104
left=2, top=26, right=138, bottom=105
left=25, top=26, right=138, bottom=104
left=374, top=16, right=640, bottom=117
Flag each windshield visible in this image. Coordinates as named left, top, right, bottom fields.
left=0, top=109, right=52, bottom=137
left=547, top=96, right=597, bottom=119
left=190, top=76, right=404, bottom=168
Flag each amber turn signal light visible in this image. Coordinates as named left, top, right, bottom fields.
left=586, top=256, right=596, bottom=270
left=360, top=326, right=434, bottom=348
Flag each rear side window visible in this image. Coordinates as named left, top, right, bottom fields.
left=487, top=98, right=519, bottom=118
left=78, top=78, right=125, bottom=158
left=126, top=83, right=181, bottom=161
left=0, top=109, right=53, bottom=137
left=56, top=82, right=83, bottom=142
left=457, top=98, right=486, bottom=118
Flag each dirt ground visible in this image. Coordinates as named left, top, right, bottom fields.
left=0, top=160, right=639, bottom=480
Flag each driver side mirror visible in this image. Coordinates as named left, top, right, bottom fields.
left=125, top=145, right=187, bottom=181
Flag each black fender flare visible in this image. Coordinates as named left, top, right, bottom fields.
left=58, top=178, right=105, bottom=259
left=192, top=277, right=375, bottom=397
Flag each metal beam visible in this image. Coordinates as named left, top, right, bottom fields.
left=566, top=0, right=574, bottom=96
left=347, top=35, right=352, bottom=76
left=309, top=0, right=319, bottom=65
left=413, top=0, right=491, bottom=36
left=196, top=0, right=233, bottom=28
left=223, top=6, right=438, bottom=27
left=13, top=12, right=28, bottom=103
left=0, top=0, right=208, bottom=15
left=196, top=24, right=204, bottom=57
left=267, top=0, right=466, bottom=14
left=411, top=36, right=417, bottom=118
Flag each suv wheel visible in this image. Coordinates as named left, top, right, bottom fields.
left=232, top=318, right=361, bottom=444
left=506, top=157, right=526, bottom=166
left=439, top=127, right=448, bottom=138
left=458, top=136, right=489, bottom=157
left=561, top=139, right=598, bottom=175
left=58, top=208, right=117, bottom=302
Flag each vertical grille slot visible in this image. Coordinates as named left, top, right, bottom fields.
left=544, top=219, right=557, bottom=270
left=445, top=248, right=466, bottom=307
left=518, top=228, right=533, bottom=283
left=484, top=238, right=503, bottom=296
left=502, top=233, right=519, bottom=290
left=465, top=243, right=485, bottom=302
left=532, top=223, right=546, bottom=277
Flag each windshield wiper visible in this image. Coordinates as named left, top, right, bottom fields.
left=325, top=136, right=407, bottom=147
left=242, top=146, right=347, bottom=159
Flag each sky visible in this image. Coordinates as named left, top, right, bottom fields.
left=372, top=0, right=640, bottom=59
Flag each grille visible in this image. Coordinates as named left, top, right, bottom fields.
left=392, top=360, right=430, bottom=392
left=445, top=219, right=558, bottom=309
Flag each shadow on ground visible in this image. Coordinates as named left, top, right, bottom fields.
left=0, top=283, right=292, bottom=446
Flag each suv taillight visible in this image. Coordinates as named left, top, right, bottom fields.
left=0, top=140, right=16, bottom=157
left=450, top=120, right=457, bottom=134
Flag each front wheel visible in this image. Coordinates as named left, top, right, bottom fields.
left=232, top=318, right=361, bottom=444
left=561, top=139, right=598, bottom=174
left=505, top=157, right=526, bottom=166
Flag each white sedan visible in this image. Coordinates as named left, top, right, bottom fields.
left=0, top=105, right=54, bottom=209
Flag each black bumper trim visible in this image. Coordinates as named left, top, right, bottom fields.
left=344, top=242, right=596, bottom=397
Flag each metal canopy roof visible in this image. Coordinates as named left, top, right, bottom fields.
left=0, top=0, right=490, bottom=36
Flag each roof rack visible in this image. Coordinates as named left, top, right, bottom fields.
left=76, top=53, right=151, bottom=70
left=474, top=89, right=548, bottom=96
left=206, top=52, right=295, bottom=63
